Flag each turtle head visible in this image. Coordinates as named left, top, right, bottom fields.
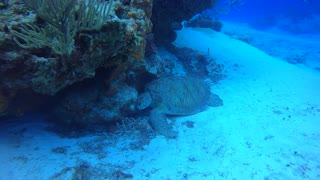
left=136, top=92, right=152, bottom=110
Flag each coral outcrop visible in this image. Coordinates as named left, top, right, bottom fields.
left=151, top=0, right=217, bottom=45
left=184, top=13, right=223, bottom=32
left=0, top=0, right=152, bottom=96
left=0, top=0, right=223, bottom=127
left=0, top=0, right=152, bottom=117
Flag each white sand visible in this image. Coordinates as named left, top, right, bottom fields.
left=1, top=25, right=320, bottom=179
left=171, top=27, right=320, bottom=179
left=221, top=22, right=320, bottom=69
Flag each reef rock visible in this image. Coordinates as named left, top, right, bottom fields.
left=54, top=80, right=138, bottom=125
left=0, top=0, right=152, bottom=96
left=151, top=0, right=217, bottom=45
left=184, top=13, right=223, bottom=32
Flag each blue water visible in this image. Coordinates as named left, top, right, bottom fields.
left=207, top=0, right=320, bottom=34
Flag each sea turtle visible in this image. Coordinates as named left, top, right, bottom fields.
left=136, top=76, right=223, bottom=138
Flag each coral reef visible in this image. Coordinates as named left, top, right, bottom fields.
left=184, top=13, right=223, bottom=32
left=0, top=0, right=223, bottom=132
left=151, top=0, right=217, bottom=45
left=0, top=0, right=152, bottom=117
left=53, top=77, right=138, bottom=124
left=10, top=0, right=114, bottom=56
left=167, top=46, right=225, bottom=82
left=0, top=0, right=152, bottom=95
left=143, top=47, right=186, bottom=77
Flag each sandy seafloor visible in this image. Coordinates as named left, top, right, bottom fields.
left=1, top=23, right=320, bottom=179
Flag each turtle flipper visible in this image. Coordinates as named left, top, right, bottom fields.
left=209, top=93, right=223, bottom=107
left=150, top=109, right=178, bottom=138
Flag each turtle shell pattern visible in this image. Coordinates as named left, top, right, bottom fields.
left=146, top=76, right=211, bottom=115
